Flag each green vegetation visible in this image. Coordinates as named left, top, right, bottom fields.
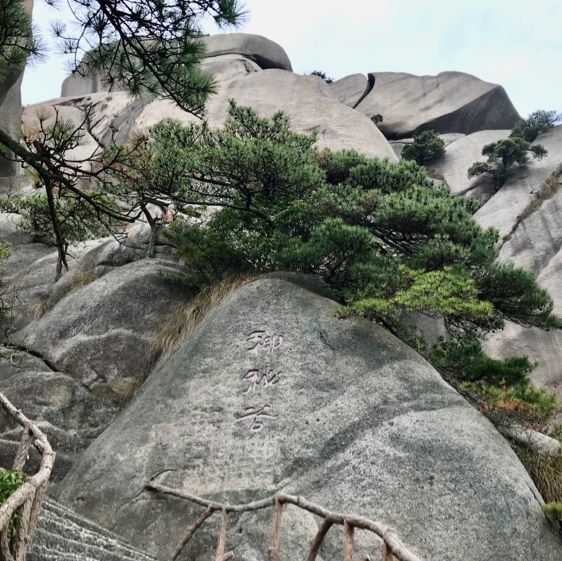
left=0, top=0, right=39, bottom=82
left=468, top=136, right=547, bottom=188
left=0, top=468, right=26, bottom=539
left=0, top=0, right=245, bottom=278
left=511, top=110, right=561, bottom=143
left=543, top=502, right=562, bottom=524
left=107, top=102, right=559, bottom=429
left=467, top=109, right=560, bottom=189
left=402, top=130, right=446, bottom=165
left=309, top=70, right=333, bottom=84
left=1, top=192, right=113, bottom=246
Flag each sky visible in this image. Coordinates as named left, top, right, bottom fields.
left=22, top=0, right=562, bottom=117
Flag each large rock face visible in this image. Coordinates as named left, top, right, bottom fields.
left=38, top=70, right=398, bottom=163
left=57, top=277, right=561, bottom=561
left=201, top=33, right=292, bottom=71
left=14, top=258, right=192, bottom=399
left=137, top=70, right=397, bottom=161
left=356, top=71, right=520, bottom=139
left=60, top=33, right=290, bottom=97
left=473, top=125, right=562, bottom=239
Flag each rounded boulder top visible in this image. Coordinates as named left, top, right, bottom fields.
left=201, top=33, right=292, bottom=71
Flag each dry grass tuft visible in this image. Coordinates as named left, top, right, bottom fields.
left=34, top=270, right=99, bottom=318
left=516, top=446, right=562, bottom=503
left=518, top=163, right=562, bottom=222
left=152, top=274, right=256, bottom=356
left=503, top=164, right=562, bottom=244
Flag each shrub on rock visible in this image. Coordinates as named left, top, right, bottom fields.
left=402, top=130, right=446, bottom=165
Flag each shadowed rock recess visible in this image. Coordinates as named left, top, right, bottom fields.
left=57, top=278, right=561, bottom=561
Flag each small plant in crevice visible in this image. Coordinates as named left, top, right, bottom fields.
left=308, top=70, right=334, bottom=84
left=0, top=468, right=27, bottom=540
left=543, top=502, right=562, bottom=528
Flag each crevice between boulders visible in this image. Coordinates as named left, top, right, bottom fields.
left=2, top=342, right=59, bottom=372
left=351, top=73, right=376, bottom=109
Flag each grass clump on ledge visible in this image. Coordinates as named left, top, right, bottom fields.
left=152, top=275, right=256, bottom=356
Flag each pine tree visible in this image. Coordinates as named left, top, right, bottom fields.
left=0, top=0, right=244, bottom=277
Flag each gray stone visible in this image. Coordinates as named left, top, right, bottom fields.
left=14, top=258, right=193, bottom=399
left=57, top=277, right=561, bottom=561
left=356, top=71, right=520, bottom=139
left=201, top=33, right=292, bottom=71
left=329, top=73, right=374, bottom=108
left=28, top=499, right=156, bottom=561
left=0, top=349, right=106, bottom=483
left=0, top=0, right=33, bottom=186
left=61, top=69, right=111, bottom=98
left=0, top=70, right=24, bottom=181
left=483, top=182, right=562, bottom=410
left=138, top=70, right=398, bottom=162
left=0, top=240, right=101, bottom=334
left=201, top=54, right=261, bottom=81
left=60, top=33, right=288, bottom=97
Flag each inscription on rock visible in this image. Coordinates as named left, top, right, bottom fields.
left=235, top=330, right=285, bottom=433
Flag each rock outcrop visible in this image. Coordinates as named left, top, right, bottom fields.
left=201, top=33, right=292, bottom=71
left=57, top=276, right=561, bottom=561
left=418, top=125, right=562, bottom=411
left=37, top=70, right=398, bottom=163
left=356, top=71, right=520, bottom=139
left=14, top=258, right=192, bottom=399
left=61, top=33, right=290, bottom=97
left=329, top=73, right=374, bottom=108
left=0, top=0, right=33, bottom=192
left=138, top=70, right=398, bottom=161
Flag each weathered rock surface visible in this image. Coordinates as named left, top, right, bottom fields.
left=137, top=70, right=398, bottom=161
left=201, top=33, right=292, bottom=71
left=0, top=349, right=104, bottom=483
left=0, top=0, right=32, bottom=189
left=60, top=32, right=288, bottom=96
left=61, top=69, right=111, bottom=98
left=38, top=69, right=398, bottom=162
left=329, top=73, right=374, bottom=108
left=483, top=168, right=562, bottom=407
left=356, top=71, right=520, bottom=139
left=14, top=258, right=192, bottom=399
left=200, top=53, right=261, bottom=81
left=0, top=70, right=24, bottom=183
left=57, top=277, right=561, bottom=561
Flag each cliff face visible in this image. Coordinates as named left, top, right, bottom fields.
left=1, top=32, right=562, bottom=560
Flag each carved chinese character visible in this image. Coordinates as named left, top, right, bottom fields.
left=243, top=369, right=281, bottom=394
left=236, top=405, right=277, bottom=433
left=246, top=331, right=284, bottom=354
